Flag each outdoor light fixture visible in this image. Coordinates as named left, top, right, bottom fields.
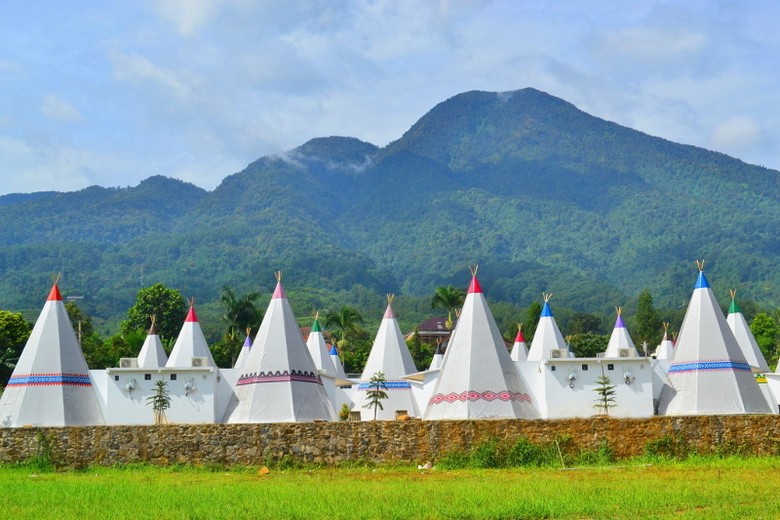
left=624, top=371, right=635, bottom=385
left=567, top=372, right=577, bottom=389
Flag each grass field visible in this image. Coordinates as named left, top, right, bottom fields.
left=2, top=456, right=779, bottom=519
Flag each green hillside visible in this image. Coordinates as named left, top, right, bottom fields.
left=0, top=88, right=778, bottom=331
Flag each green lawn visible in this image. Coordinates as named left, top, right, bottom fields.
left=2, top=457, right=779, bottom=519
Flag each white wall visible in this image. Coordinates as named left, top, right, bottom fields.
left=103, top=367, right=217, bottom=425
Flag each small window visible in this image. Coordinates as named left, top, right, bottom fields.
left=170, top=374, right=177, bottom=381
left=114, top=375, right=119, bottom=381
left=550, top=365, right=556, bottom=372
left=144, top=374, right=151, bottom=381
left=607, top=364, right=614, bottom=371
left=581, top=364, right=589, bottom=371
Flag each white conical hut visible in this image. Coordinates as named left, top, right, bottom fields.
left=727, top=290, right=769, bottom=372
left=166, top=301, right=216, bottom=368
left=306, top=313, right=337, bottom=376
left=0, top=282, right=104, bottom=427
left=137, top=315, right=168, bottom=368
left=428, top=339, right=445, bottom=370
left=225, top=273, right=335, bottom=423
left=654, top=323, right=675, bottom=360
left=330, top=345, right=347, bottom=379
left=423, top=268, right=538, bottom=420
left=657, top=264, right=771, bottom=415
left=510, top=324, right=528, bottom=362
left=603, top=307, right=640, bottom=358
left=527, top=294, right=570, bottom=361
left=233, top=328, right=253, bottom=372
left=354, top=295, right=419, bottom=419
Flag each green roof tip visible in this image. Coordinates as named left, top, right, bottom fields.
left=728, top=298, right=741, bottom=314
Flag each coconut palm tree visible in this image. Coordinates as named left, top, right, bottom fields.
left=431, top=285, right=466, bottom=329
left=324, top=305, right=364, bottom=343
left=220, top=286, right=263, bottom=341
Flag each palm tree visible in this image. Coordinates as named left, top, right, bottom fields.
left=220, top=286, right=263, bottom=341
left=324, top=305, right=364, bottom=344
left=431, top=285, right=466, bottom=329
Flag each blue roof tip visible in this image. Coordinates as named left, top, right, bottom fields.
left=541, top=302, right=553, bottom=318
left=694, top=271, right=710, bottom=289
left=329, top=346, right=338, bottom=355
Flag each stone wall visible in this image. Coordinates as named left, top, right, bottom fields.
left=2, top=415, right=780, bottom=468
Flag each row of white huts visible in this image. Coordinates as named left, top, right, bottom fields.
left=1, top=267, right=777, bottom=427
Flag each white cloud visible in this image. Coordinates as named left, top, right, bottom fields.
left=40, top=95, right=81, bottom=122
left=109, top=50, right=192, bottom=99
left=709, top=116, right=764, bottom=155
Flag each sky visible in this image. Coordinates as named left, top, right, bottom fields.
left=1, top=1, right=779, bottom=196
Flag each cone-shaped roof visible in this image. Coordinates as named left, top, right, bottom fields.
left=225, top=279, right=335, bottom=423
left=510, top=326, right=528, bottom=362
left=424, top=275, right=538, bottom=420
left=306, top=316, right=337, bottom=376
left=233, top=332, right=253, bottom=371
left=603, top=308, right=640, bottom=358
left=527, top=298, right=569, bottom=360
left=166, top=304, right=216, bottom=367
left=329, top=345, right=347, bottom=379
left=137, top=328, right=168, bottom=369
left=0, top=283, right=104, bottom=426
left=654, top=329, right=675, bottom=360
left=657, top=270, right=770, bottom=415
left=360, top=301, right=416, bottom=380
left=727, top=295, right=769, bottom=372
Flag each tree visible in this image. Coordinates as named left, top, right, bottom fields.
left=0, top=310, right=32, bottom=386
left=219, top=286, right=263, bottom=366
left=325, top=305, right=364, bottom=343
left=594, top=367, right=617, bottom=416
left=406, top=329, right=435, bottom=371
left=523, top=301, right=542, bottom=343
left=568, top=312, right=604, bottom=335
left=146, top=379, right=172, bottom=425
left=634, top=289, right=662, bottom=347
left=363, top=371, right=389, bottom=420
left=568, top=332, right=609, bottom=358
left=431, top=285, right=465, bottom=329
left=750, top=313, right=780, bottom=363
left=122, top=283, right=187, bottom=344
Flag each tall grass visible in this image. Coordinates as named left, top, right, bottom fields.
left=3, top=456, right=780, bottom=519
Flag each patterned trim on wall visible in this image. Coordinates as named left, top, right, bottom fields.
left=669, top=360, right=752, bottom=374
left=236, top=369, right=322, bottom=386
left=357, top=381, right=411, bottom=390
left=7, top=373, right=92, bottom=387
left=429, top=390, right=532, bottom=405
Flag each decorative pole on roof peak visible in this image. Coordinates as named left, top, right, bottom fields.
left=314, top=310, right=320, bottom=320
left=188, top=297, right=196, bottom=307
left=149, top=314, right=157, bottom=334
left=52, top=272, right=62, bottom=285
left=275, top=270, right=283, bottom=283
left=245, top=327, right=251, bottom=337
left=543, top=292, right=553, bottom=303
left=695, top=259, right=705, bottom=271
left=386, top=293, right=395, bottom=305
left=517, top=323, right=523, bottom=332
left=469, top=264, right=479, bottom=277
left=729, top=288, right=737, bottom=300
left=663, top=321, right=669, bottom=333
left=615, top=306, right=623, bottom=316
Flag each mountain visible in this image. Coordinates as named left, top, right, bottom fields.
left=1, top=88, right=778, bottom=326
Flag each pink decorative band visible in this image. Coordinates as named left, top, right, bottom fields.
left=429, top=390, right=532, bottom=405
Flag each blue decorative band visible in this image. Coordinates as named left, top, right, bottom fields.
left=357, top=381, right=411, bottom=390
left=8, top=373, right=92, bottom=387
left=669, top=360, right=751, bottom=373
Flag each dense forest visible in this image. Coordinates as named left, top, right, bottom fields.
left=0, top=88, right=779, bottom=371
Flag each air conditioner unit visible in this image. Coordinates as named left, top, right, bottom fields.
left=618, top=348, right=631, bottom=358
left=191, top=357, right=208, bottom=367
left=550, top=349, right=568, bottom=359
left=119, top=357, right=138, bottom=368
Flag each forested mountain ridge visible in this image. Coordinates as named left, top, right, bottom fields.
left=1, top=88, right=778, bottom=326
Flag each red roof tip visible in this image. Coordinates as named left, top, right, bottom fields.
left=185, top=306, right=198, bottom=322
left=47, top=283, right=62, bottom=301
left=467, top=275, right=482, bottom=294
left=383, top=304, right=396, bottom=319
left=514, top=329, right=525, bottom=343
left=272, top=281, right=286, bottom=299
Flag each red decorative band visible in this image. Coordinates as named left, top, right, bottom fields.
left=429, top=390, right=532, bottom=405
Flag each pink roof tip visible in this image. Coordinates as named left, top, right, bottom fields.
left=47, top=283, right=62, bottom=301
left=383, top=304, right=395, bottom=319
left=185, top=306, right=198, bottom=322
left=514, top=329, right=525, bottom=343
left=467, top=275, right=483, bottom=294
left=272, top=281, right=286, bottom=299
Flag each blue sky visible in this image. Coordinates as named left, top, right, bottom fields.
left=1, top=1, right=778, bottom=195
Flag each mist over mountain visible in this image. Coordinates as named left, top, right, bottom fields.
left=1, top=88, right=778, bottom=325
